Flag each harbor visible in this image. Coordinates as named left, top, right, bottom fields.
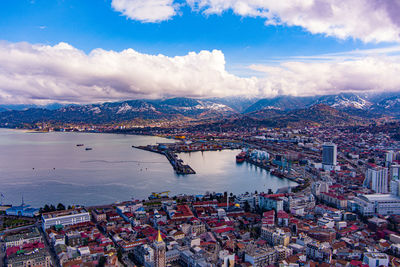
left=133, top=145, right=196, bottom=175
left=133, top=139, right=242, bottom=175
left=236, top=148, right=306, bottom=184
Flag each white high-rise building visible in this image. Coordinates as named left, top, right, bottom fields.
left=386, top=151, right=394, bottom=163
left=322, top=142, right=337, bottom=171
left=364, top=167, right=389, bottom=194
left=391, top=165, right=400, bottom=181
left=391, top=180, right=400, bottom=197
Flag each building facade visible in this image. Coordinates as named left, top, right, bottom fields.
left=261, top=227, right=290, bottom=246
left=364, top=166, right=389, bottom=194
left=259, top=194, right=284, bottom=212
left=354, top=194, right=400, bottom=216
left=6, top=249, right=51, bottom=267
left=3, top=227, right=43, bottom=249
left=41, top=208, right=91, bottom=230
left=322, top=142, right=337, bottom=171
left=244, top=248, right=277, bottom=267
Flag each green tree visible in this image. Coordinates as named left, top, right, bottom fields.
left=57, top=203, right=66, bottom=211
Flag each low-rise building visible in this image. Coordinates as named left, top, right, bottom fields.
left=3, top=227, right=43, bottom=249
left=306, top=241, right=332, bottom=263
left=259, top=193, right=284, bottom=212
left=6, top=248, right=51, bottom=267
left=6, top=204, right=39, bottom=217
left=42, top=208, right=91, bottom=229
left=275, top=245, right=293, bottom=262
left=354, top=194, right=400, bottom=216
left=362, top=252, right=389, bottom=267
left=244, top=247, right=277, bottom=267
left=134, top=244, right=154, bottom=266
left=261, top=227, right=290, bottom=246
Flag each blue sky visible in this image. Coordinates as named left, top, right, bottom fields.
left=0, top=0, right=400, bottom=103
left=0, top=1, right=388, bottom=64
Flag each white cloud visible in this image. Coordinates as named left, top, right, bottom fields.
left=250, top=56, right=400, bottom=97
left=111, top=0, right=178, bottom=23
left=0, top=41, right=259, bottom=104
left=192, top=0, right=400, bottom=43
left=112, top=0, right=400, bottom=43
left=1, top=41, right=400, bottom=105
left=188, top=0, right=400, bottom=43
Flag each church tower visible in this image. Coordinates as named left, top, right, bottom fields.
left=153, top=229, right=166, bottom=267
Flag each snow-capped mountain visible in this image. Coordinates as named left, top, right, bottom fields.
left=0, top=98, right=237, bottom=126
left=315, top=93, right=373, bottom=110
left=1, top=93, right=400, bottom=127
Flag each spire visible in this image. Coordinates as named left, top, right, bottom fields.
left=157, top=229, right=163, bottom=242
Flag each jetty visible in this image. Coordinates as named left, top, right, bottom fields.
left=133, top=145, right=196, bottom=175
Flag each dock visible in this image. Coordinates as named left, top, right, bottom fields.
left=133, top=145, right=196, bottom=175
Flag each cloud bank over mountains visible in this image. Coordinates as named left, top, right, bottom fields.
left=112, top=0, right=400, bottom=43
left=0, top=42, right=258, bottom=104
left=1, top=41, right=400, bottom=104
left=1, top=1, right=400, bottom=104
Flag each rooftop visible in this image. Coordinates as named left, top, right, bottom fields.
left=360, top=194, right=400, bottom=202
left=4, top=227, right=41, bottom=242
left=42, top=208, right=88, bottom=219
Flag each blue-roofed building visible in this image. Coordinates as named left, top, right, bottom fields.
left=6, top=205, right=39, bottom=217
left=6, top=197, right=39, bottom=217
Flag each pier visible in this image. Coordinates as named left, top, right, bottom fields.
left=133, top=145, right=196, bottom=175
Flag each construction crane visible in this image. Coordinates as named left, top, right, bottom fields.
left=149, top=191, right=171, bottom=199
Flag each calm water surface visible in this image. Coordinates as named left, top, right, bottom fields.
left=0, top=129, right=296, bottom=207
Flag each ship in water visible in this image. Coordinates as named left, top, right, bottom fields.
left=236, top=152, right=246, bottom=163
left=76, top=144, right=84, bottom=147
left=85, top=147, right=93, bottom=151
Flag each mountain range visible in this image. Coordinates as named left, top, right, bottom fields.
left=1, top=92, right=400, bottom=128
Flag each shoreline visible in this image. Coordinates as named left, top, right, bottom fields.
left=0, top=129, right=301, bottom=209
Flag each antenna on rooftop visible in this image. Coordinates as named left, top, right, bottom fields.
left=0, top=192, right=4, bottom=206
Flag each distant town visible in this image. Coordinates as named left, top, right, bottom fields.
left=1, top=122, right=400, bottom=267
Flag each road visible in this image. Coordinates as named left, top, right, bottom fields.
left=37, top=221, right=60, bottom=267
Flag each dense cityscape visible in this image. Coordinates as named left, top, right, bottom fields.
left=3, top=0, right=400, bottom=266
left=1, top=123, right=400, bottom=266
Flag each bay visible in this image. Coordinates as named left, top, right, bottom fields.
left=0, top=129, right=297, bottom=208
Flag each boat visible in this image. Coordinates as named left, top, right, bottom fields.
left=236, top=152, right=246, bottom=163
left=85, top=147, right=93, bottom=151
left=76, top=144, right=84, bottom=147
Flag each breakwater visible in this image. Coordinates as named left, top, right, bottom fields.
left=133, top=145, right=196, bottom=175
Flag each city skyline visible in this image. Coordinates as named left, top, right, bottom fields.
left=1, top=0, right=400, bottom=104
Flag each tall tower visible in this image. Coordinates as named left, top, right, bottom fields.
left=322, top=142, right=337, bottom=171
left=364, top=166, right=389, bottom=193
left=153, top=230, right=166, bottom=267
